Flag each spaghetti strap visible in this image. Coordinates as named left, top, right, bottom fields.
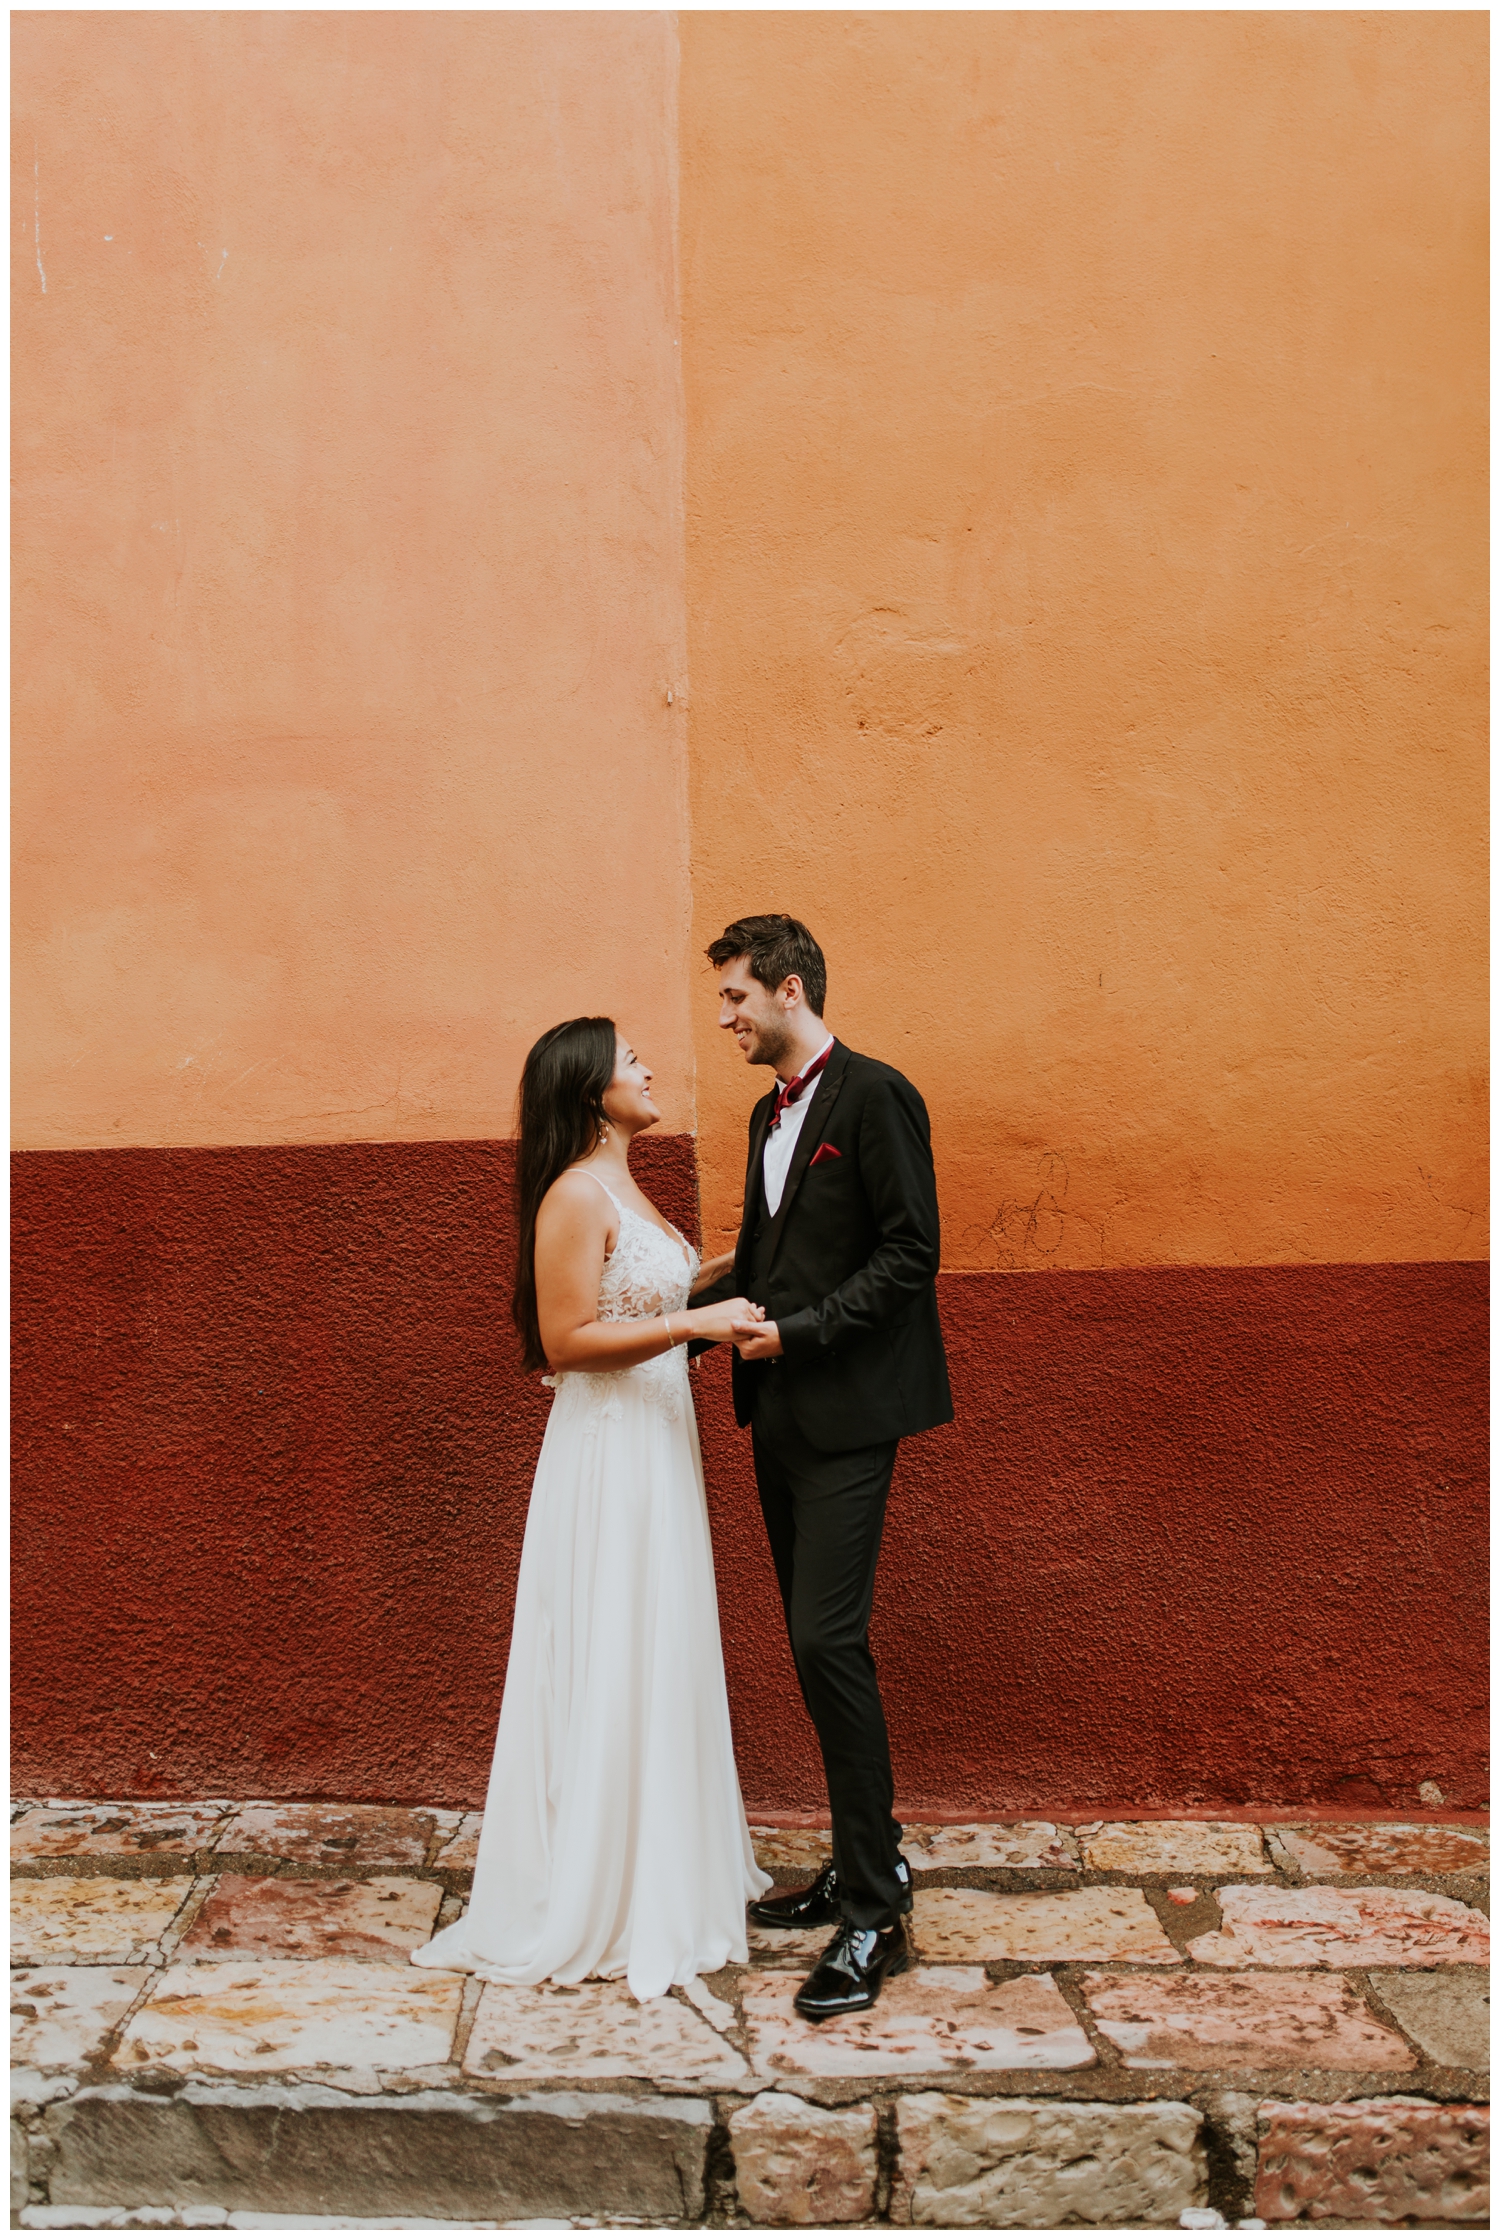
left=568, top=1167, right=692, bottom=1272
left=574, top=1168, right=626, bottom=1219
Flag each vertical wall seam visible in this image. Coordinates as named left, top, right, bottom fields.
left=664, top=10, right=697, bottom=1146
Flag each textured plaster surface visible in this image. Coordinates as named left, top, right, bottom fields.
left=13, top=12, right=692, bottom=1151
left=12, top=1136, right=695, bottom=1808
left=682, top=11, right=1486, bottom=1271
left=13, top=1148, right=1485, bottom=1814
left=715, top=1258, right=1486, bottom=1815
left=8, top=11, right=1487, bottom=1835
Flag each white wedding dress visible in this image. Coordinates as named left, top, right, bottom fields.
left=411, top=1173, right=769, bottom=2000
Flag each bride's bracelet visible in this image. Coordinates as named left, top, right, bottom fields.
left=662, top=1312, right=677, bottom=1351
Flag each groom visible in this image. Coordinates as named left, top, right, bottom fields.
left=701, top=913, right=952, bottom=2019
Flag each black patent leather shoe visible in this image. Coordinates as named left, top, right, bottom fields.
left=749, top=1861, right=841, bottom=1930
left=793, top=1917, right=911, bottom=2021
left=750, top=1853, right=913, bottom=1930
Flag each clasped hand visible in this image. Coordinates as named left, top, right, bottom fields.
left=731, top=1306, right=782, bottom=1361
left=684, top=1296, right=783, bottom=1359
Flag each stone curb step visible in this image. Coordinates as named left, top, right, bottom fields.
left=11, top=2079, right=1490, bottom=2229
left=17, top=2085, right=710, bottom=2227
left=15, top=2216, right=608, bottom=2233
left=13, top=1805, right=1487, bottom=2225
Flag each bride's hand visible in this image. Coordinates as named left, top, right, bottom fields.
left=686, top=1296, right=764, bottom=1346
left=688, top=1251, right=737, bottom=1294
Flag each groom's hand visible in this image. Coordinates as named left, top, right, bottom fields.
left=733, top=1315, right=783, bottom=1360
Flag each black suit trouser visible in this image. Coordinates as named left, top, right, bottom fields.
left=750, top=1369, right=904, bottom=1930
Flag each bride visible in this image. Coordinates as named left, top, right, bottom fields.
left=412, top=1015, right=770, bottom=1999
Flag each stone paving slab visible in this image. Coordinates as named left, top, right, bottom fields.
left=745, top=1918, right=829, bottom=1966
left=904, top=1823, right=1080, bottom=1871
left=1255, top=2093, right=1489, bottom=2225
left=111, top=1960, right=466, bottom=2077
left=1272, top=1820, right=1489, bottom=1878
left=742, top=1966, right=1094, bottom=2078
left=13, top=1879, right=196, bottom=1967
left=1188, top=1883, right=1492, bottom=1968
left=748, top=1821, right=1086, bottom=1879
left=463, top=1982, right=749, bottom=2087
left=912, top=1884, right=1178, bottom=1963
left=212, top=1804, right=448, bottom=1869
left=1366, top=1968, right=1490, bottom=2070
left=178, top=1875, right=442, bottom=1961
left=13, top=1806, right=237, bottom=1864
left=890, top=2092, right=1208, bottom=2227
left=1079, top=1821, right=1269, bottom=1877
left=1082, top=1970, right=1416, bottom=2071
left=747, top=1828, right=831, bottom=1878
left=433, top=1815, right=484, bottom=1872
left=11, top=1803, right=1490, bottom=2228
left=727, top=2090, right=878, bottom=2224
left=11, top=1968, right=151, bottom=2071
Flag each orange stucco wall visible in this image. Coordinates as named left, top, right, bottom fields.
left=12, top=15, right=1488, bottom=1819
left=13, top=11, right=692, bottom=1151
left=681, top=11, right=1487, bottom=1269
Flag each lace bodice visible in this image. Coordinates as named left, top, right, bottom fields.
left=593, top=1183, right=699, bottom=1322
left=543, top=1174, right=699, bottom=1423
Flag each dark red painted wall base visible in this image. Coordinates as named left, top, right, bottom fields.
left=12, top=1143, right=1488, bottom=1813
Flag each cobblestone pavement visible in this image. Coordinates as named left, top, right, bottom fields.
left=10, top=1801, right=1488, bottom=2229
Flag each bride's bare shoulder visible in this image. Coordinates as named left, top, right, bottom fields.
left=537, top=1166, right=614, bottom=1227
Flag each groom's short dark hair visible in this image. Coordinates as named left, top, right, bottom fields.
left=706, top=914, right=827, bottom=1018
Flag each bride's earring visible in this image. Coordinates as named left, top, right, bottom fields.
left=598, top=1122, right=611, bottom=1147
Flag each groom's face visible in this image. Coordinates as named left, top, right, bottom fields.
left=717, top=958, right=795, bottom=1071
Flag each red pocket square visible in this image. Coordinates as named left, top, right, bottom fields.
left=809, top=1141, right=842, bottom=1166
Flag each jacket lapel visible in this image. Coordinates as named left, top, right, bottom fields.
left=737, top=1089, right=776, bottom=1282
left=762, top=1041, right=849, bottom=1268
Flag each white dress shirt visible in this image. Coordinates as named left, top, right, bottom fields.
left=762, top=1035, right=835, bottom=1217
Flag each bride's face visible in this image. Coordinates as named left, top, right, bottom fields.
left=602, top=1036, right=660, bottom=1135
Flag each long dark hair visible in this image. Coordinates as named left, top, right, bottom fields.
left=512, top=1016, right=617, bottom=1373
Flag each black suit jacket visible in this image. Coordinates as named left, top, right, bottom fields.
left=701, top=1041, right=953, bottom=1453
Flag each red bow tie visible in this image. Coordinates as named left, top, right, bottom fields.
left=769, top=1046, right=831, bottom=1131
